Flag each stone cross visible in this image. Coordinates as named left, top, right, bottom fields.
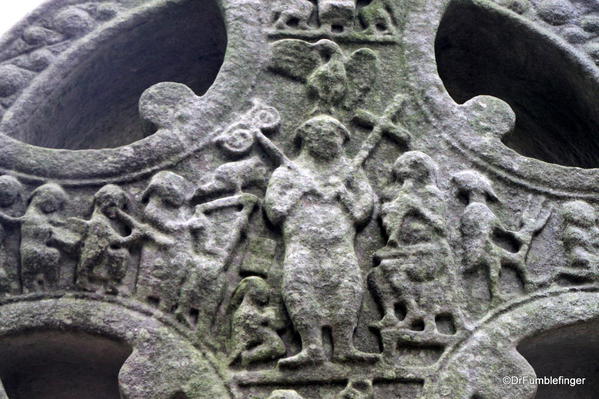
left=0, top=0, right=597, bottom=398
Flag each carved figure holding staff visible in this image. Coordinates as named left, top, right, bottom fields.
left=265, top=115, right=379, bottom=367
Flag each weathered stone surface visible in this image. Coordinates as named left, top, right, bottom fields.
left=0, top=0, right=597, bottom=398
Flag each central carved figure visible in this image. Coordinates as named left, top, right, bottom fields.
left=265, top=115, right=377, bottom=367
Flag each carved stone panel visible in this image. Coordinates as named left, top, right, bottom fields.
left=0, top=0, right=597, bottom=398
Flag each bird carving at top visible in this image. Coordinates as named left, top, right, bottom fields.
left=270, top=39, right=379, bottom=114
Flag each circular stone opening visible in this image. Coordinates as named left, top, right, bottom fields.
left=518, top=319, right=599, bottom=398
left=435, top=0, right=599, bottom=168
left=0, top=330, right=132, bottom=399
left=5, top=0, right=226, bottom=150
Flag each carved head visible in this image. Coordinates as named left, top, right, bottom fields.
left=452, top=170, right=499, bottom=204
left=561, top=200, right=596, bottom=228
left=94, top=184, right=128, bottom=219
left=297, top=115, right=350, bottom=160
left=230, top=276, right=271, bottom=309
left=28, top=183, right=68, bottom=214
left=141, top=171, right=189, bottom=208
left=314, top=39, right=342, bottom=60
left=392, top=151, right=438, bottom=185
left=0, top=175, right=23, bottom=208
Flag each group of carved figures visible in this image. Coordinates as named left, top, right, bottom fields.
left=0, top=170, right=258, bottom=334
left=271, top=0, right=396, bottom=36
left=369, top=156, right=553, bottom=342
left=225, top=104, right=563, bottom=370
left=0, top=99, right=593, bottom=376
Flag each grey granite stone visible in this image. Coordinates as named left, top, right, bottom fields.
left=0, top=0, right=597, bottom=398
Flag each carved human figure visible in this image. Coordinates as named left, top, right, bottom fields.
left=369, top=151, right=462, bottom=333
left=264, top=115, right=376, bottom=367
left=175, top=193, right=258, bottom=332
left=453, top=170, right=551, bottom=305
left=271, top=0, right=314, bottom=30
left=0, top=175, right=24, bottom=295
left=137, top=171, right=194, bottom=312
left=560, top=200, right=599, bottom=281
left=358, top=0, right=395, bottom=35
left=227, top=276, right=286, bottom=367
left=19, top=184, right=80, bottom=292
left=75, top=185, right=152, bottom=294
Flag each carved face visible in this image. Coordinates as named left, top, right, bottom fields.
left=142, top=171, right=188, bottom=208
left=0, top=176, right=22, bottom=208
left=31, top=184, right=67, bottom=214
left=299, top=116, right=348, bottom=161
left=250, top=283, right=270, bottom=306
left=95, top=185, right=127, bottom=219
left=393, top=151, right=436, bottom=184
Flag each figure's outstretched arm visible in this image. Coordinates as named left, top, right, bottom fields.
left=0, top=212, right=24, bottom=226
left=66, top=217, right=89, bottom=234
left=194, top=193, right=259, bottom=215
left=47, top=225, right=82, bottom=255
left=117, top=209, right=173, bottom=247
left=110, top=228, right=145, bottom=247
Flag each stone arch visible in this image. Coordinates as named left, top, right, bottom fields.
left=0, top=295, right=231, bottom=399
left=422, top=287, right=599, bottom=399
left=3, top=0, right=226, bottom=150
left=435, top=0, right=599, bottom=168
left=403, top=0, right=599, bottom=198
left=0, top=0, right=266, bottom=184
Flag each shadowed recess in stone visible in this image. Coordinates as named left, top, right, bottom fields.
left=8, top=0, right=226, bottom=150
left=518, top=318, right=599, bottom=398
left=0, top=330, right=132, bottom=399
left=435, top=0, right=599, bottom=168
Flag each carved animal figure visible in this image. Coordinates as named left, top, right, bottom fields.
left=194, top=156, right=268, bottom=198
left=264, top=116, right=377, bottom=367
left=75, top=185, right=149, bottom=294
left=307, top=40, right=348, bottom=113
left=19, top=184, right=80, bottom=292
left=270, top=39, right=378, bottom=114
left=318, top=0, right=357, bottom=32
left=228, top=276, right=286, bottom=366
left=336, top=379, right=374, bottom=399
left=368, top=152, right=462, bottom=334
left=559, top=200, right=599, bottom=282
left=271, top=0, right=314, bottom=30
left=0, top=175, right=24, bottom=295
left=267, top=390, right=305, bottom=399
left=453, top=170, right=551, bottom=306
left=358, top=0, right=395, bottom=35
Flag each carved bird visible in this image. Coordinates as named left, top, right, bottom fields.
left=270, top=39, right=378, bottom=114
left=307, top=40, right=347, bottom=114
